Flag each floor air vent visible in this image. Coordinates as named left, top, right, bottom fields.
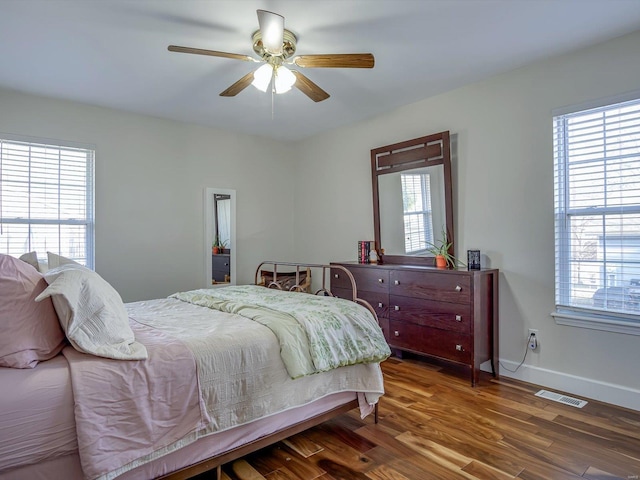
left=535, top=390, right=588, bottom=408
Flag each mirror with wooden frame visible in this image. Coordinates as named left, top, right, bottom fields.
left=371, top=131, right=454, bottom=266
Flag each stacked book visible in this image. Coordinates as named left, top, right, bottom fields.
left=357, top=241, right=375, bottom=264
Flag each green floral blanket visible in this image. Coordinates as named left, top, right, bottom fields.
left=170, top=285, right=390, bottom=378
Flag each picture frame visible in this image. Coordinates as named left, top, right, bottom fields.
left=467, top=250, right=481, bottom=270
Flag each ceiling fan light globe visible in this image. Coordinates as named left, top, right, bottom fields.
left=275, top=84, right=292, bottom=94
left=252, top=64, right=273, bottom=92
left=274, top=65, right=296, bottom=94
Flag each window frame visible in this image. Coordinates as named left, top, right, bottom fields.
left=551, top=93, right=640, bottom=336
left=0, top=133, right=95, bottom=269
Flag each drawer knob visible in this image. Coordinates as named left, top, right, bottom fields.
left=334, top=274, right=339, bottom=278
left=378, top=278, right=384, bottom=283
left=394, top=305, right=400, bottom=311
left=455, top=344, right=463, bottom=351
left=455, top=285, right=462, bottom=292
left=394, top=331, right=400, bottom=337
left=378, top=302, right=384, bottom=308
left=394, top=280, right=400, bottom=285
left=455, top=315, right=462, bottom=322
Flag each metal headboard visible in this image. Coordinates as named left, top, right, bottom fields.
left=254, top=261, right=378, bottom=320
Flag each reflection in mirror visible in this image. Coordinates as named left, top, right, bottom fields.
left=214, top=194, right=231, bottom=252
left=378, top=165, right=445, bottom=256
left=372, top=131, right=453, bottom=265
left=204, top=188, right=236, bottom=287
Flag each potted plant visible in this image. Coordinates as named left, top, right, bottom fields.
left=425, top=228, right=456, bottom=268
left=212, top=237, right=222, bottom=255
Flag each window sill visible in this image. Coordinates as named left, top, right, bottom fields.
left=552, top=310, right=640, bottom=336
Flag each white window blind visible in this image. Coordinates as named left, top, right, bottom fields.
left=553, top=97, right=640, bottom=330
left=0, top=136, right=94, bottom=267
left=402, top=173, right=434, bottom=254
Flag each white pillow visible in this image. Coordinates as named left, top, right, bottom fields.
left=35, top=263, right=147, bottom=361
left=20, top=251, right=76, bottom=273
left=19, top=251, right=41, bottom=272
left=22, top=251, right=49, bottom=273
left=47, top=251, right=79, bottom=270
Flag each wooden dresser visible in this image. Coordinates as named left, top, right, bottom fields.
left=330, top=262, right=499, bottom=386
left=212, top=254, right=230, bottom=283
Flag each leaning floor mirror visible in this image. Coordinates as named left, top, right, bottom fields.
left=204, top=187, right=236, bottom=287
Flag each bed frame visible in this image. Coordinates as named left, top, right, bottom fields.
left=160, top=261, right=381, bottom=480
left=160, top=398, right=359, bottom=480
left=254, top=261, right=377, bottom=318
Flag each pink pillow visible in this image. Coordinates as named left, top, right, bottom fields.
left=0, top=254, right=65, bottom=368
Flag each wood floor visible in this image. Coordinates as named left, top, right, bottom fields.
left=208, top=356, right=640, bottom=480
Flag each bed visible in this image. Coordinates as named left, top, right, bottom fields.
left=0, top=256, right=390, bottom=480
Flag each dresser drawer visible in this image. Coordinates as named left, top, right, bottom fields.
left=389, top=295, right=471, bottom=333
left=331, top=267, right=389, bottom=293
left=389, top=321, right=471, bottom=363
left=390, top=270, right=471, bottom=304
left=360, top=290, right=390, bottom=319
left=212, top=255, right=230, bottom=282
left=332, top=287, right=389, bottom=319
left=331, top=286, right=352, bottom=301
left=378, top=317, right=390, bottom=344
left=212, top=255, right=230, bottom=272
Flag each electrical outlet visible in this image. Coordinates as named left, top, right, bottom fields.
left=528, top=329, right=539, bottom=350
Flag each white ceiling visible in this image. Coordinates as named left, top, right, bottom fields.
left=1, top=0, right=640, bottom=142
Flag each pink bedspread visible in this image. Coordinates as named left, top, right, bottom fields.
left=62, top=321, right=206, bottom=480
left=0, top=355, right=76, bottom=471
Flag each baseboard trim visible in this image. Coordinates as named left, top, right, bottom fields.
left=493, top=360, right=640, bottom=412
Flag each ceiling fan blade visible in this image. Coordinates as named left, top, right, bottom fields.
left=257, top=10, right=284, bottom=55
left=291, top=71, right=330, bottom=102
left=220, top=71, right=256, bottom=97
left=168, top=45, right=256, bottom=62
left=293, top=53, right=375, bottom=69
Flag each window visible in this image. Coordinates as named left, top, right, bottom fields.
left=0, top=135, right=94, bottom=268
left=553, top=96, right=640, bottom=334
left=402, top=172, right=434, bottom=254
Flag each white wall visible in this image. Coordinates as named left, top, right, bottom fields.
left=293, top=30, right=640, bottom=410
left=0, top=89, right=297, bottom=301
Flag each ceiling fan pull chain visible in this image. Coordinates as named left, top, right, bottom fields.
left=271, top=70, right=276, bottom=120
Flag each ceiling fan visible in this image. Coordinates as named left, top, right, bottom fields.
left=168, top=10, right=374, bottom=102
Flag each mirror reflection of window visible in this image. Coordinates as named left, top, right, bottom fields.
left=402, top=173, right=434, bottom=254
left=215, top=195, right=231, bottom=249
left=377, top=163, right=447, bottom=257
